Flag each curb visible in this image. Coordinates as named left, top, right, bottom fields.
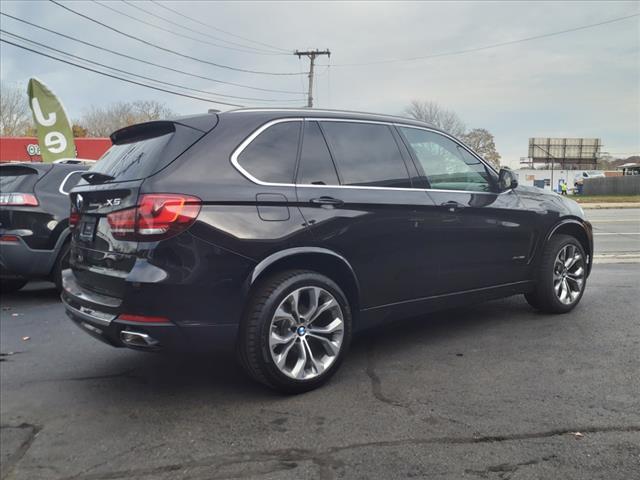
left=593, top=254, right=640, bottom=264
left=580, top=203, right=640, bottom=209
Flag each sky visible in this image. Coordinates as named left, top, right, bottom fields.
left=1, top=0, right=639, bottom=167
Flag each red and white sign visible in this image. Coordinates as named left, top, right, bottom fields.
left=0, top=136, right=111, bottom=163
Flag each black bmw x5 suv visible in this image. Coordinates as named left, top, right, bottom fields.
left=63, top=108, right=592, bottom=393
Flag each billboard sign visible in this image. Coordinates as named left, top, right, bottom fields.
left=528, top=138, right=601, bottom=163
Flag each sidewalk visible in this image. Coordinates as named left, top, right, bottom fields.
left=580, top=202, right=640, bottom=209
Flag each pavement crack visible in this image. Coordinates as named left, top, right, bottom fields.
left=35, top=425, right=640, bottom=480
left=0, top=422, right=42, bottom=480
left=365, top=342, right=407, bottom=408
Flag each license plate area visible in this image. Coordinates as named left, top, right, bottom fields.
left=79, top=216, right=97, bottom=241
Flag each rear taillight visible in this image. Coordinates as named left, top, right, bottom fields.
left=107, top=194, right=201, bottom=241
left=69, top=205, right=80, bottom=229
left=0, top=193, right=39, bottom=206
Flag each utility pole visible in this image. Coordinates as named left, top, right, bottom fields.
left=295, top=49, right=331, bottom=108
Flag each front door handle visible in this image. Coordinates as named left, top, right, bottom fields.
left=310, top=196, right=344, bottom=207
left=441, top=200, right=465, bottom=212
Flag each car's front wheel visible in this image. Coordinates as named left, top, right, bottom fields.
left=525, top=234, right=587, bottom=313
left=238, top=270, right=352, bottom=393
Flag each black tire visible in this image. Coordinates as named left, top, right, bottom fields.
left=1, top=279, right=28, bottom=293
left=52, top=242, right=70, bottom=292
left=238, top=269, right=352, bottom=394
left=525, top=234, right=587, bottom=314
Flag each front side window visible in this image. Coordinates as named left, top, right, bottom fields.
left=320, top=122, right=410, bottom=188
left=297, top=121, right=339, bottom=185
left=238, top=121, right=301, bottom=183
left=400, top=127, right=494, bottom=192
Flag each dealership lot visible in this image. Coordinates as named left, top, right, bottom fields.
left=1, top=210, right=639, bottom=480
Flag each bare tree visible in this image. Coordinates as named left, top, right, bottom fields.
left=82, top=100, right=175, bottom=136
left=460, top=128, right=501, bottom=168
left=403, top=100, right=466, bottom=137
left=0, top=82, right=33, bottom=136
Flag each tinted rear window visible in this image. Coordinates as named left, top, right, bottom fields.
left=238, top=121, right=301, bottom=183
left=88, top=124, right=206, bottom=183
left=319, top=122, right=411, bottom=188
left=0, top=165, right=42, bottom=192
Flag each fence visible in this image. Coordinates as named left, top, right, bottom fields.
left=582, top=176, right=640, bottom=195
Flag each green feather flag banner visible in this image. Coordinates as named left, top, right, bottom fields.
left=27, top=78, right=76, bottom=162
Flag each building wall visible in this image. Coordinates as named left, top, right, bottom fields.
left=514, top=169, right=609, bottom=192
left=583, top=176, right=640, bottom=195
left=0, top=137, right=111, bottom=162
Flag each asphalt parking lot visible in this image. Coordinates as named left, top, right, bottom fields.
left=1, top=210, right=639, bottom=480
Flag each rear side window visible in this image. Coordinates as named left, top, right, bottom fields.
left=238, top=121, right=301, bottom=183
left=0, top=165, right=41, bottom=192
left=59, top=171, right=85, bottom=194
left=297, top=121, right=339, bottom=185
left=319, top=122, right=410, bottom=188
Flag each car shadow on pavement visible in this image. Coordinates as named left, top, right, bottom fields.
left=1, top=282, right=60, bottom=307
left=52, top=295, right=539, bottom=406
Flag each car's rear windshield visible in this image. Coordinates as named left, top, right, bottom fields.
left=90, top=133, right=173, bottom=182
left=0, top=165, right=43, bottom=192
left=87, top=123, right=206, bottom=183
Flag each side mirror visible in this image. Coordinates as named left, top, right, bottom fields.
left=497, top=167, right=518, bottom=192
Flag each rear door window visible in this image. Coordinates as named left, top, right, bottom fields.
left=237, top=121, right=301, bottom=184
left=297, top=121, right=339, bottom=185
left=319, top=122, right=411, bottom=188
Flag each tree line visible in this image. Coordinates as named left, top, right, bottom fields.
left=2, top=83, right=501, bottom=166
left=0, top=83, right=174, bottom=138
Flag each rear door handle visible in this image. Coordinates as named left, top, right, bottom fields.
left=441, top=200, right=465, bottom=212
left=310, top=196, right=344, bottom=207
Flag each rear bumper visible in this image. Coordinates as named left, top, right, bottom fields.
left=0, top=236, right=59, bottom=280
left=61, top=269, right=238, bottom=352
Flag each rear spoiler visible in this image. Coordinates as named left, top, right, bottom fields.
left=110, top=114, right=219, bottom=145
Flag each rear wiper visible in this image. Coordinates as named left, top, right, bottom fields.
left=81, top=172, right=115, bottom=184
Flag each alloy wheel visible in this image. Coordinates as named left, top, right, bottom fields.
left=268, top=286, right=344, bottom=380
left=553, top=244, right=585, bottom=305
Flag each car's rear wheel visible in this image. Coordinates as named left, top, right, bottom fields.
left=1, top=279, right=28, bottom=293
left=238, top=270, right=352, bottom=393
left=525, top=234, right=587, bottom=313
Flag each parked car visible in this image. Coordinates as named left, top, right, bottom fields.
left=62, top=109, right=593, bottom=393
left=0, top=160, right=92, bottom=292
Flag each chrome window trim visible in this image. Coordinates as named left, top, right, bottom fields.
left=231, top=117, right=303, bottom=187
left=58, top=170, right=86, bottom=195
left=230, top=117, right=510, bottom=196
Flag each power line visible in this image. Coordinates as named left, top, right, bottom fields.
left=325, top=12, right=640, bottom=67
left=0, top=12, right=305, bottom=96
left=94, top=0, right=284, bottom=56
left=48, top=0, right=303, bottom=76
left=118, top=0, right=285, bottom=55
left=0, top=30, right=301, bottom=104
left=150, top=0, right=290, bottom=54
left=0, top=38, right=244, bottom=107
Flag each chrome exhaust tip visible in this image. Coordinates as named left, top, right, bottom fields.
left=120, top=330, right=159, bottom=348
